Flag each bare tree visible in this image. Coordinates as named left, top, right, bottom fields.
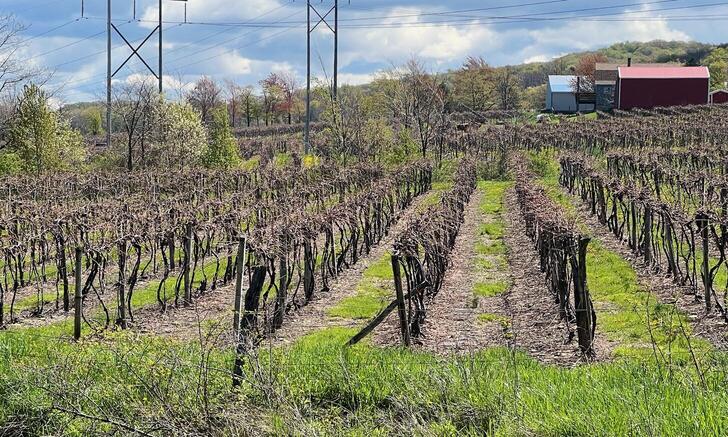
left=403, top=59, right=446, bottom=158
left=1, top=15, right=39, bottom=143
left=113, top=77, right=157, bottom=170
left=492, top=67, right=521, bottom=111
left=0, top=15, right=34, bottom=95
left=240, top=85, right=255, bottom=127
left=223, top=79, right=243, bottom=129
left=186, top=76, right=222, bottom=124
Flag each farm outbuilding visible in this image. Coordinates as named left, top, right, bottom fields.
left=546, top=75, right=594, bottom=113
left=594, top=62, right=677, bottom=110
left=617, top=66, right=710, bottom=110
left=711, top=89, right=728, bottom=104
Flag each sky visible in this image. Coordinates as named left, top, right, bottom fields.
left=4, top=0, right=728, bottom=103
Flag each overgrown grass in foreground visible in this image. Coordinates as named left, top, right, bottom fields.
left=0, top=326, right=727, bottom=436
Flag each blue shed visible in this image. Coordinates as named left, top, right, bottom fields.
left=546, top=75, right=594, bottom=113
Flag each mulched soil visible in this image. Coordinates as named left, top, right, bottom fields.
left=501, top=188, right=614, bottom=365
left=373, top=189, right=496, bottom=351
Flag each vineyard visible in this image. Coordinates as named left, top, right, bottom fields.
left=2, top=108, right=728, bottom=435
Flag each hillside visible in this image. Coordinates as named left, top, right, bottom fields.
left=514, top=40, right=718, bottom=87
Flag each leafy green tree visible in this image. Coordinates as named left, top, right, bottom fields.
left=6, top=84, right=85, bottom=174
left=705, top=48, right=728, bottom=90
left=155, top=100, right=207, bottom=168
left=82, top=107, right=104, bottom=136
left=202, top=106, right=240, bottom=169
left=450, top=56, right=495, bottom=112
left=7, top=84, right=58, bottom=174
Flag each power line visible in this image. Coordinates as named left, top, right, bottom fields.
left=77, top=0, right=684, bottom=27
left=44, top=1, right=304, bottom=90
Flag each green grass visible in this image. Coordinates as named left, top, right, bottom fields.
left=1, top=324, right=726, bottom=436
left=477, top=313, right=510, bottom=328
left=479, top=221, right=505, bottom=238
left=474, top=281, right=509, bottom=297
left=476, top=240, right=507, bottom=255
left=326, top=253, right=393, bottom=320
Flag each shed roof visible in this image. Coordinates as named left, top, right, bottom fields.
left=618, top=66, right=710, bottom=79
left=548, top=75, right=577, bottom=93
left=596, top=62, right=679, bottom=71
left=711, top=89, right=728, bottom=95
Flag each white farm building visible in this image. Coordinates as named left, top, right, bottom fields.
left=546, top=75, right=594, bottom=113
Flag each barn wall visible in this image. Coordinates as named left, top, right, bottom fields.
left=552, top=92, right=577, bottom=112
left=712, top=92, right=728, bottom=104
left=619, top=78, right=709, bottom=109
left=546, top=83, right=553, bottom=110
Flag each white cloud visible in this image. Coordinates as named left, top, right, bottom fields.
left=140, top=0, right=283, bottom=27
left=515, top=8, right=690, bottom=64
left=216, top=51, right=253, bottom=75
left=341, top=7, right=500, bottom=67
left=338, top=72, right=377, bottom=86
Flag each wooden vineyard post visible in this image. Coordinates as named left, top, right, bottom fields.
left=391, top=254, right=411, bottom=347
left=572, top=237, right=594, bottom=356
left=118, top=240, right=128, bottom=329
left=644, top=204, right=652, bottom=264
left=73, top=247, right=83, bottom=340
left=699, top=214, right=712, bottom=312
left=59, top=232, right=70, bottom=312
left=168, top=233, right=176, bottom=270
left=303, top=241, right=314, bottom=301
left=273, top=255, right=287, bottom=330
left=630, top=202, right=637, bottom=252
left=664, top=215, right=676, bottom=275
left=183, top=223, right=193, bottom=306
left=232, top=238, right=247, bottom=387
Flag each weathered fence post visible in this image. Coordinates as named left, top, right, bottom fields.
left=168, top=233, right=176, bottom=270
left=183, top=223, right=193, bottom=306
left=303, top=240, right=314, bottom=301
left=59, top=232, right=70, bottom=312
left=630, top=202, right=638, bottom=251
left=644, top=204, right=652, bottom=264
left=273, top=240, right=288, bottom=330
left=699, top=213, right=712, bottom=312
left=73, top=247, right=83, bottom=340
left=118, top=240, right=127, bottom=329
left=391, top=254, right=411, bottom=347
left=664, top=214, right=676, bottom=275
left=572, top=237, right=594, bottom=356
left=232, top=238, right=247, bottom=387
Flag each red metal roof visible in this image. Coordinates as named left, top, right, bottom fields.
left=618, top=66, right=710, bottom=79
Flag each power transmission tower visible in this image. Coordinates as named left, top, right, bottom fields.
left=305, top=0, right=342, bottom=154
left=105, top=0, right=187, bottom=152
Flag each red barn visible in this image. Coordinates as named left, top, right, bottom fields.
left=711, top=89, right=728, bottom=104
left=617, top=66, right=710, bottom=110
